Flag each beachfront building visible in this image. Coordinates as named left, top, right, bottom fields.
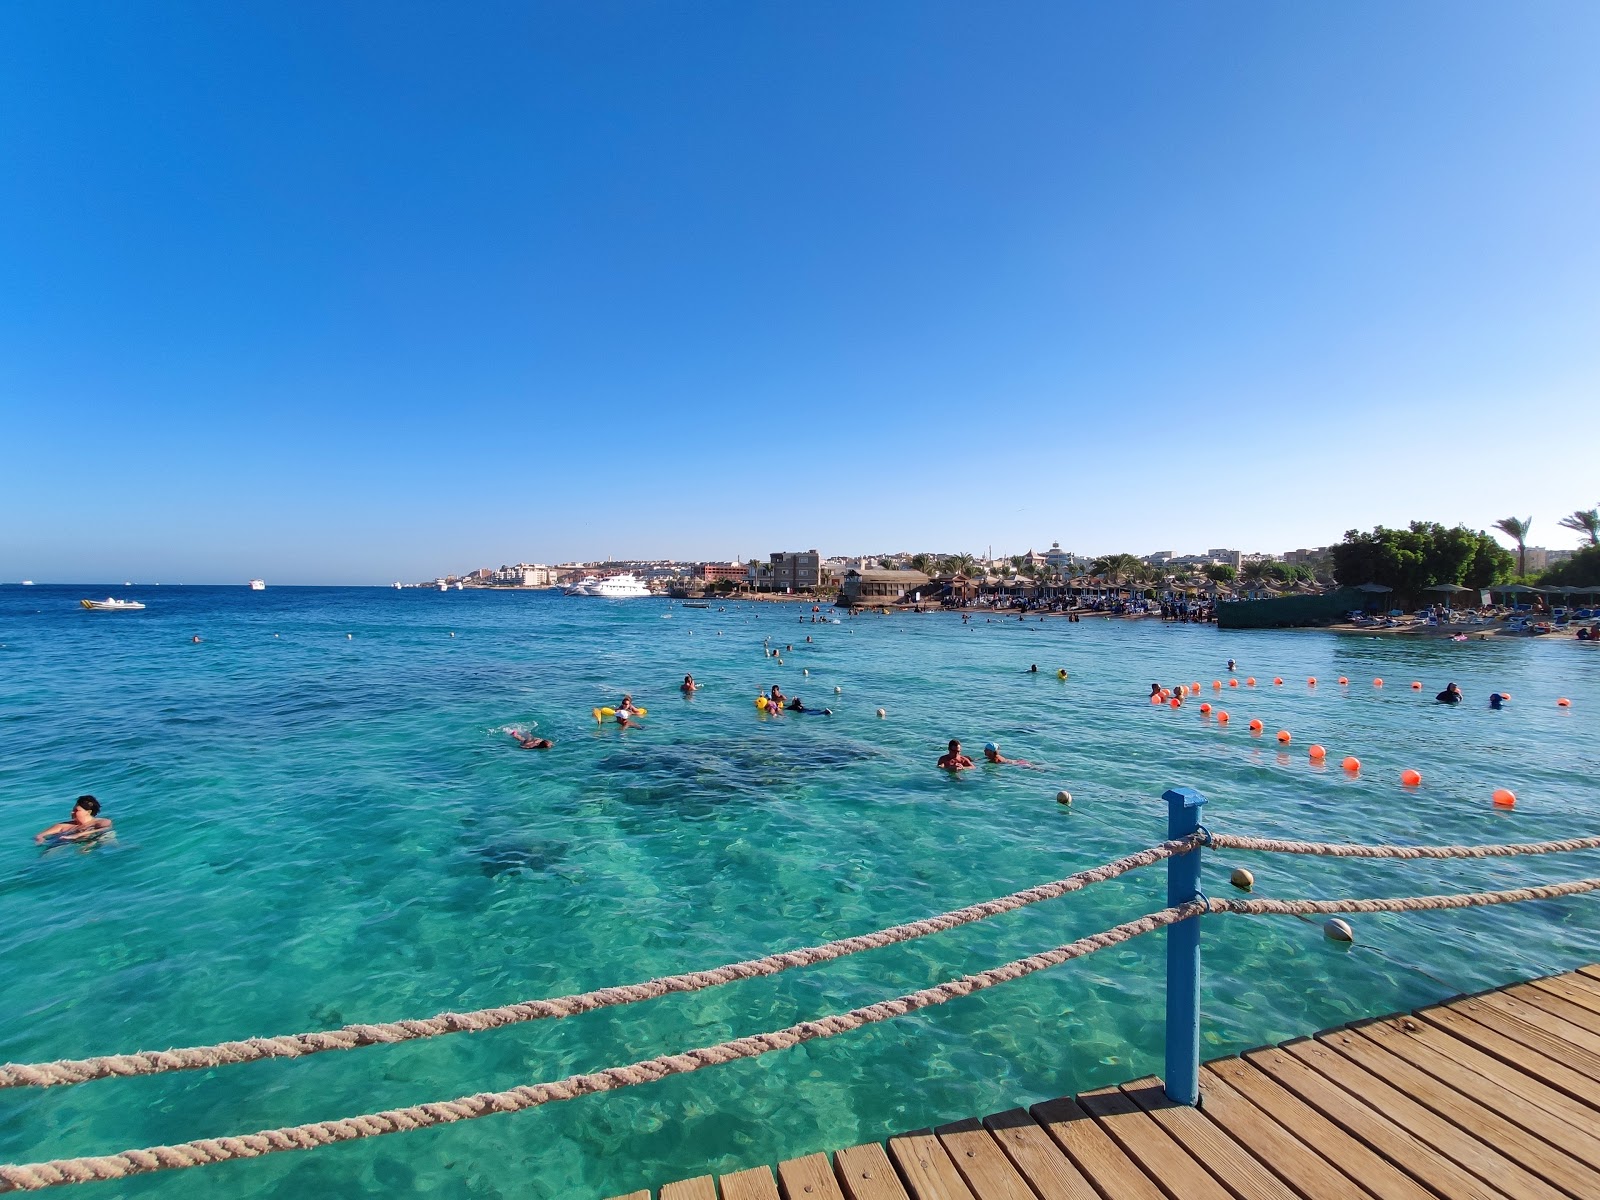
left=768, top=550, right=821, bottom=593
left=1045, top=542, right=1075, bottom=571
left=1522, top=547, right=1573, bottom=573
left=838, top=568, right=932, bottom=607
left=696, top=562, right=747, bottom=584
left=495, top=563, right=560, bottom=587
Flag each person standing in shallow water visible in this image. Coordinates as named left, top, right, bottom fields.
left=937, top=740, right=975, bottom=772
left=36, top=796, right=112, bottom=843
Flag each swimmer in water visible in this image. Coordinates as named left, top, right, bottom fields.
left=509, top=730, right=553, bottom=749
left=615, top=694, right=642, bottom=727
left=982, top=742, right=1034, bottom=767
left=191, top=635, right=202, bottom=643
left=768, top=684, right=785, bottom=710
left=1150, top=683, right=1163, bottom=699
left=35, top=795, right=112, bottom=843
left=937, top=739, right=975, bottom=772
left=681, top=674, right=699, bottom=694
left=1489, top=692, right=1506, bottom=710
left=788, top=696, right=831, bottom=715
left=1435, top=682, right=1463, bottom=705
left=1026, top=664, right=1039, bottom=674
left=1227, top=659, right=1236, bottom=672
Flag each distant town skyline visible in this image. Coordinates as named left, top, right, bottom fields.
left=3, top=5, right=1597, bottom=585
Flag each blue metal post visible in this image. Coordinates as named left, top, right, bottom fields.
left=1163, top=786, right=1207, bottom=1105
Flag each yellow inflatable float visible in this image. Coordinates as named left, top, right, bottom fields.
left=592, top=706, right=647, bottom=722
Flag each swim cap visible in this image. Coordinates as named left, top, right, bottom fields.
left=983, top=742, right=998, bottom=753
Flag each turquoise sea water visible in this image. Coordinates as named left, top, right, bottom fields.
left=2, top=585, right=1597, bottom=1198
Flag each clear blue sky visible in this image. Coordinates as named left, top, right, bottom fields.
left=3, top=3, right=1597, bottom=583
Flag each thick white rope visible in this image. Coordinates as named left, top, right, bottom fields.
left=3, top=875, right=1597, bottom=1192
left=0, top=838, right=1200, bottom=1090
left=1208, top=832, right=1600, bottom=859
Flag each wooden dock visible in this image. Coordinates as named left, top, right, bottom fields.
left=606, top=964, right=1600, bottom=1200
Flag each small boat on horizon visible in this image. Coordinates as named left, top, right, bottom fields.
left=249, top=579, right=266, bottom=591
left=81, top=598, right=146, bottom=611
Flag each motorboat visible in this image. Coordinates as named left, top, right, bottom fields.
left=81, top=598, right=145, bottom=611
left=393, top=581, right=402, bottom=589
left=249, top=579, right=266, bottom=591
left=588, top=573, right=652, bottom=599
left=454, top=581, right=465, bottom=590
left=563, top=575, right=600, bottom=596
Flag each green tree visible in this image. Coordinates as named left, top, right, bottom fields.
left=1090, top=553, right=1143, bottom=585
left=1204, top=563, right=1237, bottom=585
left=1493, top=516, right=1533, bottom=577
left=1332, top=522, right=1512, bottom=601
left=944, top=552, right=977, bottom=577
left=1557, top=507, right=1600, bottom=547
left=909, top=553, right=939, bottom=576
left=1539, top=543, right=1600, bottom=587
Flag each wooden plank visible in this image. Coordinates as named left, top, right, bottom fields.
left=1030, top=1095, right=1167, bottom=1200
left=1320, top=1024, right=1600, bottom=1198
left=1076, top=1084, right=1236, bottom=1200
left=1508, top=980, right=1600, bottom=1034
left=1244, top=1044, right=1503, bottom=1200
left=1578, top=964, right=1600, bottom=985
left=1421, top=1001, right=1600, bottom=1102
left=603, top=1193, right=650, bottom=1200
left=777, top=1153, right=847, bottom=1200
left=1467, top=989, right=1600, bottom=1064
left=1116, top=1077, right=1300, bottom=1200
left=834, top=1143, right=911, bottom=1200
left=980, top=1108, right=1101, bottom=1200
left=886, top=1131, right=977, bottom=1200
left=1551, top=968, right=1600, bottom=1002
left=721, top=1165, right=782, bottom=1200
left=933, top=1119, right=1036, bottom=1200
left=663, top=1179, right=720, bottom=1200
left=1280, top=1036, right=1565, bottom=1200
left=1530, top=973, right=1600, bottom=1016
left=1356, top=1014, right=1600, bottom=1170
left=1196, top=1064, right=1385, bottom=1200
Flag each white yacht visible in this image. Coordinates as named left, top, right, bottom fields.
left=588, top=573, right=652, bottom=599
left=563, top=575, right=601, bottom=596
left=436, top=579, right=449, bottom=591
left=249, top=579, right=266, bottom=591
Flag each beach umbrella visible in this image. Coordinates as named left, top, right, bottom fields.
left=1424, top=582, right=1472, bottom=610
left=1353, top=582, right=1392, bottom=593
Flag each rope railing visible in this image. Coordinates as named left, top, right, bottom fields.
left=0, top=836, right=1203, bottom=1091
left=1207, top=832, right=1600, bottom=859
left=5, top=874, right=1599, bottom=1193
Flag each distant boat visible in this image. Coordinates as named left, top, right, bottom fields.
left=21, top=580, right=33, bottom=586
left=81, top=598, right=145, bottom=611
left=563, top=575, right=600, bottom=596
left=393, top=581, right=402, bottom=590
left=437, top=580, right=448, bottom=591
left=249, top=579, right=266, bottom=591
left=454, top=581, right=465, bottom=590
left=587, top=574, right=652, bottom=599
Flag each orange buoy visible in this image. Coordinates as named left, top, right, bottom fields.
left=1492, top=788, right=1516, bottom=808
left=1199, top=703, right=1212, bottom=714
left=1341, top=756, right=1360, bottom=772
left=1274, top=677, right=1284, bottom=686
left=1337, top=677, right=1348, bottom=685
left=1401, top=768, right=1422, bottom=787
left=1373, top=678, right=1383, bottom=687
left=1248, top=718, right=1264, bottom=732
left=1308, top=744, right=1326, bottom=760
left=1229, top=678, right=1239, bottom=688
left=1557, top=698, right=1571, bottom=707
left=1307, top=677, right=1317, bottom=686
left=1216, top=711, right=1230, bottom=723
left=1151, top=694, right=1163, bottom=705
left=1170, top=697, right=1182, bottom=708
left=1246, top=677, right=1256, bottom=686
left=1276, top=730, right=1291, bottom=744
left=1213, top=680, right=1222, bottom=690
left=1411, top=681, right=1422, bottom=690
left=1191, top=682, right=1201, bottom=694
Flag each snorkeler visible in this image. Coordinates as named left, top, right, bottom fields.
left=982, top=742, right=1034, bottom=767
left=937, top=739, right=975, bottom=772
left=788, top=696, right=832, bottom=715
left=35, top=796, right=113, bottom=843
left=509, top=730, right=553, bottom=749
left=681, top=674, right=699, bottom=694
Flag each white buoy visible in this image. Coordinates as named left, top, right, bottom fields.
left=834, top=686, right=842, bottom=693
left=876, top=708, right=886, bottom=719
left=1324, top=918, right=1354, bottom=943
left=1056, top=790, right=1072, bottom=806
left=1230, top=868, right=1254, bottom=891
left=347, top=633, right=352, bottom=640
left=803, top=668, right=809, bottom=675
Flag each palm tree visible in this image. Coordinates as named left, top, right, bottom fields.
left=1557, top=508, right=1600, bottom=547
left=945, top=552, right=978, bottom=577
left=1090, top=553, right=1143, bottom=586
left=909, top=553, right=938, bottom=576
left=1494, top=516, right=1533, bottom=576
